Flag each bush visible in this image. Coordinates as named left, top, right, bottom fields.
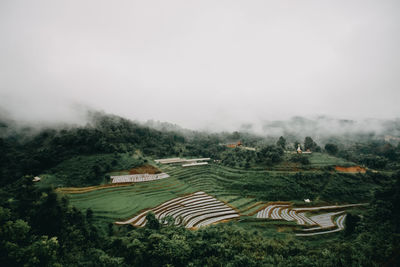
left=289, top=154, right=310, bottom=165
left=359, top=154, right=388, bottom=169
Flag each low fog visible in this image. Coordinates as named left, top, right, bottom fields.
left=1, top=1, right=399, bottom=132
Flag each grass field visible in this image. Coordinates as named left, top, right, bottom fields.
left=271, top=152, right=356, bottom=171
left=307, top=152, right=356, bottom=167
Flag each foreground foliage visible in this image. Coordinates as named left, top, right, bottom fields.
left=0, top=173, right=399, bottom=266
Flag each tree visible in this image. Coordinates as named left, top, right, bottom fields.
left=145, top=212, right=160, bottom=230
left=86, top=208, right=94, bottom=222
left=277, top=136, right=286, bottom=149
left=256, top=146, right=283, bottom=165
left=25, top=236, right=59, bottom=266
left=245, top=161, right=250, bottom=169
left=360, top=155, right=388, bottom=169
left=231, top=131, right=240, bottom=140
left=344, top=213, right=360, bottom=236
left=325, top=143, right=338, bottom=155
left=304, top=137, right=317, bottom=151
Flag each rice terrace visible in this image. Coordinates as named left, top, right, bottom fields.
left=57, top=154, right=371, bottom=237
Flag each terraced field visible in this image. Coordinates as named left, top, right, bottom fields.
left=296, top=214, right=347, bottom=236
left=161, top=164, right=263, bottom=213
left=256, top=203, right=366, bottom=235
left=64, top=164, right=262, bottom=227
left=63, top=162, right=367, bottom=235
left=65, top=176, right=197, bottom=225
left=116, top=191, right=239, bottom=228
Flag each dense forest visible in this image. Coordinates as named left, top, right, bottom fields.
left=0, top=112, right=399, bottom=266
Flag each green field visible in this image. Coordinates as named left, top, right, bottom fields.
left=65, top=176, right=196, bottom=225
left=307, top=152, right=356, bottom=167
left=64, top=163, right=261, bottom=226
left=260, top=152, right=357, bottom=172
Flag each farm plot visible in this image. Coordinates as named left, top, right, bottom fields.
left=295, top=214, right=347, bottom=236
left=308, top=152, right=357, bottom=167
left=256, top=203, right=365, bottom=235
left=62, top=164, right=253, bottom=227
left=66, top=176, right=196, bottom=225
left=115, top=191, right=239, bottom=228
left=164, top=164, right=327, bottom=215
left=164, top=165, right=261, bottom=212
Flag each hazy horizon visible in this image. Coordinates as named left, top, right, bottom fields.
left=1, top=1, right=399, bottom=131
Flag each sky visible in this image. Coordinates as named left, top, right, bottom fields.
left=0, top=0, right=399, bottom=131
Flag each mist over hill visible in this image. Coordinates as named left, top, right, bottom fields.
left=2, top=107, right=399, bottom=146
left=257, top=116, right=400, bottom=144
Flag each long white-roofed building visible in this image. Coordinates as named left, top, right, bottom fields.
left=110, top=173, right=169, bottom=183
left=155, top=157, right=211, bottom=167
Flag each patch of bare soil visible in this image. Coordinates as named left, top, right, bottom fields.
left=335, top=166, right=366, bottom=173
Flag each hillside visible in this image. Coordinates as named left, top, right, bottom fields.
left=0, top=113, right=399, bottom=266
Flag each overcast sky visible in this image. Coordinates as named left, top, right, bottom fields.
left=0, top=0, right=399, bottom=130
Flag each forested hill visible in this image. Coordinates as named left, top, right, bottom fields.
left=0, top=112, right=186, bottom=185
left=2, top=111, right=400, bottom=187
